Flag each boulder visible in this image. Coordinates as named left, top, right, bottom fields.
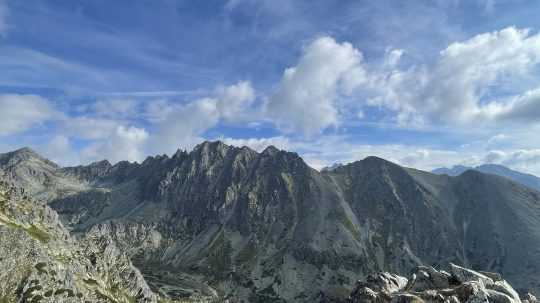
left=407, top=266, right=451, bottom=292
left=523, top=293, right=538, bottom=303
left=487, top=280, right=521, bottom=302
left=347, top=264, right=524, bottom=303
left=449, top=263, right=494, bottom=286
left=357, top=272, right=409, bottom=293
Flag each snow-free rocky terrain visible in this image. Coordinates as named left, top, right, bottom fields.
left=346, top=263, right=538, bottom=303
left=2, top=141, right=540, bottom=302
left=432, top=164, right=540, bottom=192
left=0, top=172, right=156, bottom=303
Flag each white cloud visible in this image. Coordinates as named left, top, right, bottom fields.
left=144, top=99, right=176, bottom=123
left=0, top=94, right=58, bottom=136
left=384, top=49, right=404, bottom=68
left=369, top=27, right=540, bottom=126
left=215, top=81, right=255, bottom=122
left=150, top=98, right=221, bottom=155
left=81, top=126, right=149, bottom=164
left=3, top=28, right=540, bottom=174
left=265, top=36, right=367, bottom=136
left=217, top=134, right=491, bottom=172
left=220, top=136, right=291, bottom=152
left=62, top=116, right=120, bottom=140
left=149, top=81, right=256, bottom=154
left=495, top=87, right=540, bottom=123
left=42, top=135, right=80, bottom=166
left=304, top=139, right=479, bottom=171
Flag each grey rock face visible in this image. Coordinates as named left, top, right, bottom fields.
left=432, top=164, right=540, bottom=192
left=3, top=142, right=540, bottom=302
left=449, top=263, right=494, bottom=285
left=347, top=265, right=522, bottom=303
left=355, top=272, right=408, bottom=294
left=406, top=266, right=451, bottom=292
left=0, top=172, right=157, bottom=303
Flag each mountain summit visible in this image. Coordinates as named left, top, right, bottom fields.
left=433, top=163, right=540, bottom=192
left=2, top=141, right=540, bottom=302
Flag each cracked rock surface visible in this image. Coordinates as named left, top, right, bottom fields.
left=347, top=264, right=532, bottom=303
left=0, top=171, right=156, bottom=303
left=3, top=142, right=540, bottom=302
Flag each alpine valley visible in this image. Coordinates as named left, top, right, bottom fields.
left=2, top=141, right=540, bottom=303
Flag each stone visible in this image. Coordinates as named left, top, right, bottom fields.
left=450, top=263, right=494, bottom=286
left=407, top=266, right=451, bottom=292
left=357, top=272, right=409, bottom=293
left=347, top=265, right=524, bottom=303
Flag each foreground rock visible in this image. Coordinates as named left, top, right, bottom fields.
left=4, top=142, right=540, bottom=302
left=347, top=264, right=535, bottom=303
left=0, top=173, right=157, bottom=303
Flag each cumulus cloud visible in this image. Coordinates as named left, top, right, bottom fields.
left=149, top=81, right=256, bottom=154
left=369, top=27, right=540, bottom=126
left=81, top=126, right=149, bottom=163
left=0, top=94, right=58, bottom=136
left=260, top=27, right=540, bottom=133
left=150, top=98, right=221, bottom=154
left=218, top=135, right=484, bottom=172
left=384, top=49, right=404, bottom=68
left=220, top=136, right=291, bottom=152
left=494, top=88, right=540, bottom=123
left=4, top=27, right=540, bottom=174
left=265, top=36, right=367, bottom=136
left=144, top=99, right=176, bottom=123
left=42, top=135, right=81, bottom=166
left=215, top=81, right=255, bottom=122
left=62, top=117, right=120, bottom=140
left=301, top=139, right=480, bottom=171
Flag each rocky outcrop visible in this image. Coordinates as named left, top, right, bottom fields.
left=3, top=142, right=540, bottom=302
left=0, top=147, right=90, bottom=202
left=0, top=173, right=157, bottom=303
left=347, top=264, right=531, bottom=303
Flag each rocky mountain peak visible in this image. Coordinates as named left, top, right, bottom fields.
left=0, top=147, right=58, bottom=169
left=86, top=159, right=113, bottom=172
left=172, top=148, right=188, bottom=159
left=329, top=155, right=403, bottom=177
left=261, top=145, right=280, bottom=155
left=12, top=146, right=40, bottom=157
left=4, top=144, right=540, bottom=302
left=62, top=159, right=113, bottom=182
left=194, top=140, right=231, bottom=155
left=361, top=155, right=397, bottom=167
left=457, top=168, right=487, bottom=182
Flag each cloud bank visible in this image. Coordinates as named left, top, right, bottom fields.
left=2, top=27, right=540, bottom=175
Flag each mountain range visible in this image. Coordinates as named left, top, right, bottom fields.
left=2, top=141, right=540, bottom=302
left=432, top=164, right=540, bottom=192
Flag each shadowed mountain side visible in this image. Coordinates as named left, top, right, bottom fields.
left=433, top=164, right=540, bottom=192
left=2, top=142, right=540, bottom=302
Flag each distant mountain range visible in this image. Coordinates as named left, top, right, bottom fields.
left=432, top=164, right=540, bottom=192
left=2, top=142, right=540, bottom=302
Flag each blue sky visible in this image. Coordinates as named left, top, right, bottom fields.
left=1, top=0, right=540, bottom=174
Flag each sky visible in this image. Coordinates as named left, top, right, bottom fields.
left=1, top=0, right=540, bottom=175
